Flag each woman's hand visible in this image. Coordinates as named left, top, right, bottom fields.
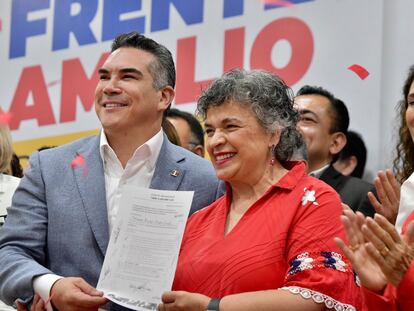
left=335, top=209, right=388, bottom=292
left=368, top=169, right=400, bottom=224
left=158, top=291, right=210, bottom=311
left=361, top=214, right=414, bottom=286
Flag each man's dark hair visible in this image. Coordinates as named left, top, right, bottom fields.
left=337, top=131, right=367, bottom=178
left=111, top=32, right=176, bottom=90
left=296, top=85, right=349, bottom=134
left=167, top=108, right=204, bottom=147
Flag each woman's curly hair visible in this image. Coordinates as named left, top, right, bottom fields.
left=393, top=65, right=414, bottom=183
left=197, top=69, right=301, bottom=162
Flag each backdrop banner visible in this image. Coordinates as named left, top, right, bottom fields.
left=1, top=0, right=411, bottom=177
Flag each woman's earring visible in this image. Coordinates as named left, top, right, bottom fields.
left=270, top=145, right=276, bottom=166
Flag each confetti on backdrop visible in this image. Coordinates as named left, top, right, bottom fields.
left=259, top=0, right=294, bottom=8
left=47, top=80, right=60, bottom=88
left=348, top=64, right=370, bottom=80
left=0, top=111, right=12, bottom=126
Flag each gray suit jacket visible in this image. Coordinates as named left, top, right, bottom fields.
left=0, top=135, right=223, bottom=307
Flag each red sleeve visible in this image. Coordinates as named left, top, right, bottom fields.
left=361, top=212, right=414, bottom=310
left=282, top=181, right=361, bottom=310
left=395, top=262, right=414, bottom=310
left=396, top=212, right=414, bottom=310
left=361, top=285, right=397, bottom=311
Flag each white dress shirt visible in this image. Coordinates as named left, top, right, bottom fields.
left=100, top=129, right=163, bottom=233
left=396, top=172, right=414, bottom=233
left=309, top=164, right=329, bottom=178
left=33, top=130, right=164, bottom=310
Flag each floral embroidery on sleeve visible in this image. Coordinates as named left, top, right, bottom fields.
left=301, top=187, right=319, bottom=206
left=288, top=251, right=352, bottom=275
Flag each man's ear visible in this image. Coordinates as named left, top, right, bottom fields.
left=329, top=132, right=347, bottom=156
left=192, top=145, right=205, bottom=157
left=342, top=156, right=358, bottom=176
left=158, top=86, right=175, bottom=112
left=333, top=155, right=358, bottom=176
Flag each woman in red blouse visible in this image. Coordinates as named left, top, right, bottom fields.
left=158, top=69, right=361, bottom=311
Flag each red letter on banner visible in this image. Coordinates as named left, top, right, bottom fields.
left=224, top=27, right=245, bottom=71
left=175, top=28, right=245, bottom=104
left=175, top=37, right=214, bottom=104
left=9, top=65, right=55, bottom=130
left=60, top=52, right=109, bottom=123
left=250, top=17, right=313, bottom=86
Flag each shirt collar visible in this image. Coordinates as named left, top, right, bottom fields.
left=224, top=161, right=308, bottom=201
left=273, top=161, right=308, bottom=190
left=309, top=164, right=330, bottom=178
left=99, top=129, right=164, bottom=170
left=221, top=161, right=308, bottom=213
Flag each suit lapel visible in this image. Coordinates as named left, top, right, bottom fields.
left=150, top=136, right=185, bottom=190
left=72, top=136, right=109, bottom=256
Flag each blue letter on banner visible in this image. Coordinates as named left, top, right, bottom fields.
left=102, top=0, right=145, bottom=42
left=53, top=0, right=98, bottom=51
left=151, top=0, right=204, bottom=32
left=223, top=0, right=243, bottom=18
left=10, top=0, right=50, bottom=59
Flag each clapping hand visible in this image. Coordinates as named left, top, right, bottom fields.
left=361, top=214, right=414, bottom=287
left=335, top=209, right=388, bottom=292
left=368, top=170, right=400, bottom=224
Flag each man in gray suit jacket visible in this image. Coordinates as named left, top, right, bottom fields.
left=0, top=32, right=222, bottom=311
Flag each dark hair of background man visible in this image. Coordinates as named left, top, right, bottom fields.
left=167, top=108, right=204, bottom=148
left=336, top=130, right=367, bottom=178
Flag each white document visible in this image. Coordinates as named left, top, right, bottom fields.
left=97, top=186, right=194, bottom=311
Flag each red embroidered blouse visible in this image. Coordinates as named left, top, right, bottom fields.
left=173, top=162, right=361, bottom=310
